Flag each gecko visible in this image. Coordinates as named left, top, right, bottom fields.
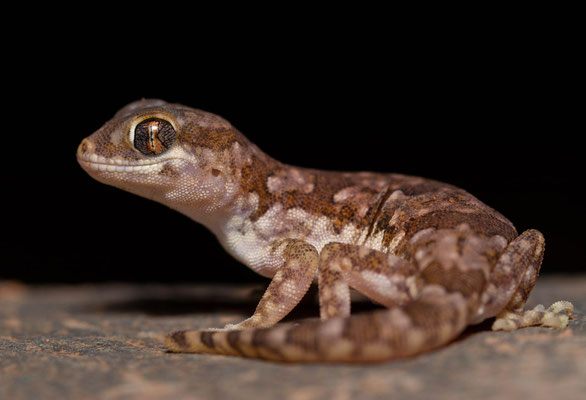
left=77, top=99, right=573, bottom=363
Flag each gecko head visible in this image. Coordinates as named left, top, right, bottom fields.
left=77, top=99, right=246, bottom=214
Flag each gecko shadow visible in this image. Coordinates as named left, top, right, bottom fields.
left=79, top=285, right=267, bottom=317
left=454, top=318, right=495, bottom=342
left=76, top=283, right=495, bottom=344
left=79, top=285, right=386, bottom=322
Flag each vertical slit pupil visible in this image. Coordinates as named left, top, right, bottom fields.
left=134, top=118, right=176, bottom=156
left=147, top=121, right=160, bottom=151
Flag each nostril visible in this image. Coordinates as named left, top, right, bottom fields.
left=77, top=139, right=95, bottom=155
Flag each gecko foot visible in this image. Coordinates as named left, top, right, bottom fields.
left=491, top=300, right=574, bottom=331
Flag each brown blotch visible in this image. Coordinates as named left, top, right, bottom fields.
left=199, top=331, right=215, bottom=349
left=226, top=330, right=241, bottom=350
left=248, top=328, right=285, bottom=359
left=403, top=300, right=441, bottom=332
left=168, top=331, right=188, bottom=348
left=408, top=210, right=515, bottom=239
left=251, top=329, right=271, bottom=347
left=211, top=168, right=221, bottom=177
left=159, top=163, right=178, bottom=177
left=399, top=180, right=454, bottom=196
left=285, top=321, right=321, bottom=352
left=421, top=263, right=486, bottom=298
left=342, top=313, right=381, bottom=343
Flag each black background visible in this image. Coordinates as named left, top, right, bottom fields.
left=3, top=17, right=583, bottom=284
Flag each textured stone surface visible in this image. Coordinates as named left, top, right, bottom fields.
left=1, top=276, right=584, bottom=400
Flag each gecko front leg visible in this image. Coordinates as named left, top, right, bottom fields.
left=219, top=239, right=318, bottom=330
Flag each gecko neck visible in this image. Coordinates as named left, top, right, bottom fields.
left=175, top=143, right=286, bottom=239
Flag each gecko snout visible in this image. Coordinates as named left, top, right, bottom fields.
left=77, top=139, right=92, bottom=155
left=77, top=138, right=95, bottom=157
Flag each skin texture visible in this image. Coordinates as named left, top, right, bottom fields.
left=77, top=99, right=573, bottom=363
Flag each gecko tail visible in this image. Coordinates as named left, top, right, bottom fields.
left=165, top=288, right=470, bottom=363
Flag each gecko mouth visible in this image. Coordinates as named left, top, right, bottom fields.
left=77, top=154, right=165, bottom=173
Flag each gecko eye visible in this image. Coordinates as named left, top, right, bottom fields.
left=133, top=118, right=176, bottom=156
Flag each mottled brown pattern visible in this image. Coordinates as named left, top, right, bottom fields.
left=374, top=189, right=518, bottom=253
left=239, top=155, right=281, bottom=221
left=318, top=244, right=350, bottom=319
left=179, top=126, right=243, bottom=152
left=241, top=162, right=387, bottom=232
left=364, top=186, right=393, bottom=240
left=319, top=242, right=418, bottom=315
left=229, top=240, right=319, bottom=330
left=158, top=163, right=178, bottom=177
left=171, top=104, right=517, bottom=245
left=374, top=205, right=401, bottom=247
left=402, top=210, right=516, bottom=244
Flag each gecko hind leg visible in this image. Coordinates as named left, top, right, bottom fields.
left=318, top=242, right=419, bottom=319
left=492, top=301, right=574, bottom=331
left=476, top=229, right=574, bottom=331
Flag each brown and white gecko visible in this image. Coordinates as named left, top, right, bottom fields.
left=77, top=99, right=572, bottom=363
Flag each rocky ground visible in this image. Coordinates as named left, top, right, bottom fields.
left=1, top=276, right=584, bottom=400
